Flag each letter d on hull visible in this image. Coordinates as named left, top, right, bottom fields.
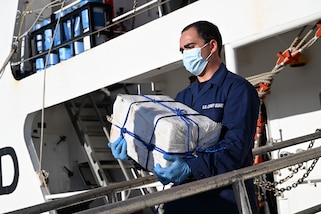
left=0, top=147, right=19, bottom=195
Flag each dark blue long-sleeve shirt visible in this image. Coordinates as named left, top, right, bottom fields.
left=164, top=63, right=260, bottom=214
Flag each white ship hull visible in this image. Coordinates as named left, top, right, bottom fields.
left=1, top=0, right=321, bottom=213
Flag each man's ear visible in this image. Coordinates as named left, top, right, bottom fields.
left=209, top=39, right=218, bottom=54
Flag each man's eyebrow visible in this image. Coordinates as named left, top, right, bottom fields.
left=179, top=42, right=195, bottom=53
left=184, top=42, right=195, bottom=48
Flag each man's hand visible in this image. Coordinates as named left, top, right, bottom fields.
left=108, top=136, right=129, bottom=160
left=154, top=154, right=191, bottom=185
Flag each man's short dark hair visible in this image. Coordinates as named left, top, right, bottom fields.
left=182, top=21, right=223, bottom=56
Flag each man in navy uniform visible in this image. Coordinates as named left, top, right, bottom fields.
left=110, top=20, right=260, bottom=213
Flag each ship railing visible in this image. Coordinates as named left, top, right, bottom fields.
left=7, top=130, right=321, bottom=214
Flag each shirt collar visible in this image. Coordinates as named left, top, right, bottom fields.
left=186, top=63, right=228, bottom=92
left=206, top=63, right=227, bottom=87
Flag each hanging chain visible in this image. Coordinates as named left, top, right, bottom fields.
left=131, top=0, right=138, bottom=30
left=254, top=129, right=321, bottom=196
left=133, top=0, right=138, bottom=10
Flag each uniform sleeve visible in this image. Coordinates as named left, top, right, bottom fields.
left=186, top=81, right=259, bottom=180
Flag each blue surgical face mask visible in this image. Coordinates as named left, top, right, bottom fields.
left=182, top=43, right=212, bottom=76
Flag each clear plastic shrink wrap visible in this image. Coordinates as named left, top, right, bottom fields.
left=109, top=94, right=221, bottom=172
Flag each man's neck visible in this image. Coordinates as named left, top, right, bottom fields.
left=197, top=60, right=221, bottom=82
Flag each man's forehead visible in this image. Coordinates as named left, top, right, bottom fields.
left=180, top=30, right=202, bottom=46
left=181, top=27, right=199, bottom=38
left=181, top=28, right=202, bottom=41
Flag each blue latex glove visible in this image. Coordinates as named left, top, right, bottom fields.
left=108, top=136, right=129, bottom=160
left=154, top=154, right=191, bottom=185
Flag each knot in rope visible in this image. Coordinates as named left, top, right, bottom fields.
left=150, top=97, right=157, bottom=103
left=174, top=108, right=186, bottom=117
left=146, top=143, right=155, bottom=151
left=120, top=127, right=127, bottom=135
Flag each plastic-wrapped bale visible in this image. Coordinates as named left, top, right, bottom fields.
left=109, top=94, right=222, bottom=172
